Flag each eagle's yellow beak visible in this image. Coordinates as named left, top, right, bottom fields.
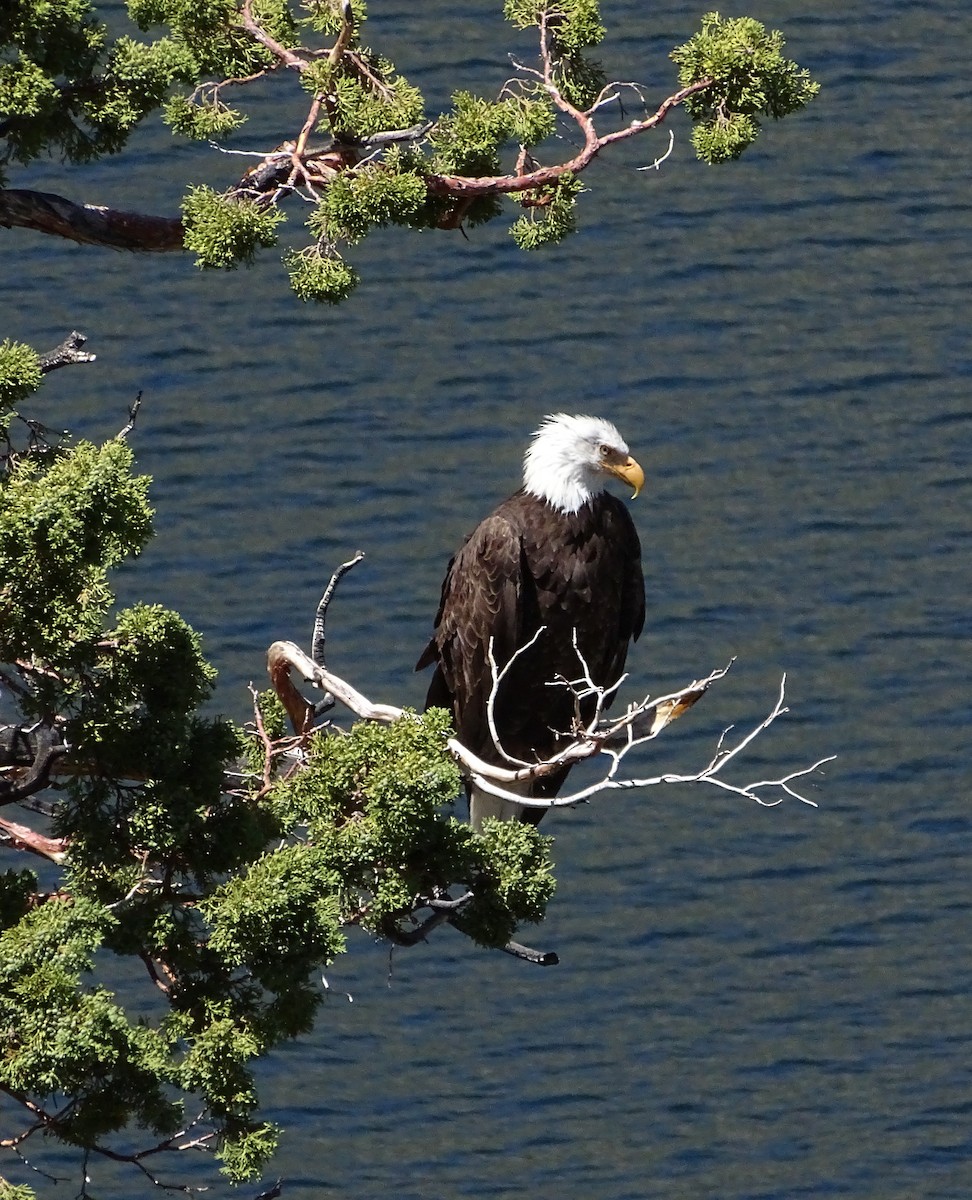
left=606, top=455, right=645, bottom=499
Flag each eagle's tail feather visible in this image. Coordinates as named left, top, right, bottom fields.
left=468, top=779, right=532, bottom=830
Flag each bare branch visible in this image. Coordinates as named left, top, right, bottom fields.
left=485, top=627, right=548, bottom=767
left=464, top=672, right=832, bottom=812
left=38, top=331, right=96, bottom=374
left=312, top=550, right=365, bottom=668
left=636, top=128, right=676, bottom=172
left=265, top=609, right=827, bottom=817
left=267, top=640, right=402, bottom=730
left=0, top=815, right=68, bottom=863
left=116, top=390, right=142, bottom=440
left=425, top=78, right=714, bottom=199
left=0, top=188, right=184, bottom=250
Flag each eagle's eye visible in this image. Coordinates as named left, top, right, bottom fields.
left=598, top=442, right=611, bottom=458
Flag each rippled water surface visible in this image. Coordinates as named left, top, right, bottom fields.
left=3, top=0, right=971, bottom=1195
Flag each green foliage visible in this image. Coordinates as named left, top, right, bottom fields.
left=0, top=339, right=42, bottom=415
left=503, top=0, right=606, bottom=109
left=129, top=0, right=291, bottom=79
left=0, top=439, right=153, bottom=670
left=504, top=0, right=605, bottom=51
left=203, top=843, right=346, bottom=989
left=164, top=91, right=246, bottom=140
left=313, top=161, right=429, bottom=244
left=270, top=711, right=554, bottom=947
left=510, top=172, right=583, bottom=249
left=85, top=36, right=197, bottom=133
left=300, top=53, right=425, bottom=139
left=215, top=1117, right=279, bottom=1182
left=0, top=402, right=286, bottom=1177
left=0, top=1177, right=37, bottom=1200
left=453, top=816, right=556, bottom=947
left=671, top=12, right=820, bottom=164
left=272, top=712, right=464, bottom=929
left=285, top=246, right=361, bottom=303
left=431, top=90, right=552, bottom=177
left=0, top=897, right=182, bottom=1142
left=303, top=0, right=368, bottom=37
left=0, top=870, right=35, bottom=931
left=181, top=185, right=285, bottom=268
left=0, top=1, right=197, bottom=176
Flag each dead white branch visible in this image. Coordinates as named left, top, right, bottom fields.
left=267, top=626, right=829, bottom=812
left=464, top=671, right=832, bottom=811
left=267, top=641, right=403, bottom=726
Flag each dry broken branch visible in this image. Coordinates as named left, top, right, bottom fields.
left=38, top=331, right=97, bottom=374
left=266, top=600, right=831, bottom=816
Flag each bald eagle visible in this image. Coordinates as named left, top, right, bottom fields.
left=417, top=413, right=645, bottom=828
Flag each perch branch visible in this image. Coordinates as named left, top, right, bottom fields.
left=464, top=670, right=832, bottom=811
left=266, top=627, right=827, bottom=813
left=267, top=641, right=403, bottom=729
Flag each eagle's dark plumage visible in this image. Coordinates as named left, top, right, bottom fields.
left=417, top=414, right=645, bottom=827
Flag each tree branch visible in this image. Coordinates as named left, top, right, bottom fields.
left=38, top=331, right=96, bottom=374
left=266, top=598, right=830, bottom=816
left=311, top=550, right=365, bottom=671
left=238, top=0, right=307, bottom=72
left=0, top=720, right=69, bottom=807
left=0, top=188, right=184, bottom=250
left=0, top=814, right=68, bottom=863
left=267, top=640, right=403, bottom=730
left=424, top=78, right=714, bottom=198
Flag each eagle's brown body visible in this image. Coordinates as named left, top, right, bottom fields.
left=417, top=486, right=645, bottom=824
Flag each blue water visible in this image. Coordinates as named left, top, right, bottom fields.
left=2, top=0, right=971, bottom=1195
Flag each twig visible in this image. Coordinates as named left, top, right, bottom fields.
left=311, top=550, right=365, bottom=667
left=464, top=673, right=832, bottom=812
left=485, top=627, right=548, bottom=767
left=116, top=390, right=142, bottom=440
left=636, top=128, right=676, bottom=171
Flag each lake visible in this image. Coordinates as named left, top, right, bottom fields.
left=2, top=0, right=971, bottom=1195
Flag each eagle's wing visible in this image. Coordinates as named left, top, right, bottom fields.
left=416, top=513, right=539, bottom=760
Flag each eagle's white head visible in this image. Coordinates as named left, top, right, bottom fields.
left=522, top=412, right=645, bottom=515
